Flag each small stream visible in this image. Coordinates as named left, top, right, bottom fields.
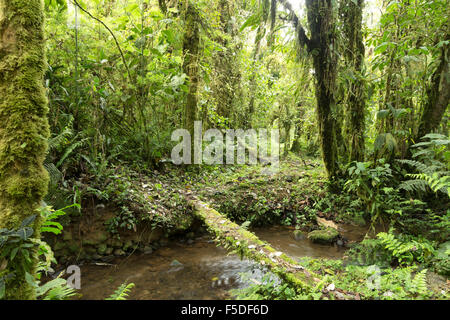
left=77, top=225, right=367, bottom=300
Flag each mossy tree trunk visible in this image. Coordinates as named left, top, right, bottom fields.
left=290, top=107, right=304, bottom=153
left=182, top=1, right=200, bottom=160
left=213, top=0, right=240, bottom=123
left=245, top=25, right=264, bottom=129
left=282, top=102, right=291, bottom=156
left=305, top=0, right=339, bottom=179
left=244, top=0, right=272, bottom=128
left=291, top=66, right=311, bottom=154
left=416, top=39, right=449, bottom=141
left=340, top=0, right=366, bottom=163
left=278, top=0, right=340, bottom=180
left=0, top=0, right=50, bottom=299
left=158, top=0, right=167, bottom=14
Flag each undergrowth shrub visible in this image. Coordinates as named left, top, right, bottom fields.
left=346, top=229, right=436, bottom=267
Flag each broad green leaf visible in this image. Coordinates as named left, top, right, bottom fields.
left=20, top=215, right=36, bottom=228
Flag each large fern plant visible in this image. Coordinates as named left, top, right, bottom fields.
left=376, top=231, right=436, bottom=266
left=398, top=134, right=450, bottom=197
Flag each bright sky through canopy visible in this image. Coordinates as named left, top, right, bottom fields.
left=286, top=0, right=381, bottom=27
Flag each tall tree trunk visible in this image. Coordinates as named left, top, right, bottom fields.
left=291, top=105, right=304, bottom=153
left=416, top=40, right=450, bottom=140
left=182, top=1, right=200, bottom=160
left=306, top=0, right=340, bottom=179
left=283, top=104, right=291, bottom=156
left=213, top=0, right=240, bottom=123
left=340, top=0, right=366, bottom=162
left=0, top=0, right=50, bottom=299
left=278, top=0, right=340, bottom=179
left=158, top=0, right=167, bottom=14
left=245, top=25, right=264, bottom=128
left=291, top=65, right=311, bottom=154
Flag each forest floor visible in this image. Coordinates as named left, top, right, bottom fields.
left=49, top=154, right=449, bottom=300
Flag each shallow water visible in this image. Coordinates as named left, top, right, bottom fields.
left=78, top=239, right=258, bottom=300
left=77, top=225, right=366, bottom=300
left=254, top=225, right=366, bottom=260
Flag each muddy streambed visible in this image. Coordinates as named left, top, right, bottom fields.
left=77, top=225, right=367, bottom=300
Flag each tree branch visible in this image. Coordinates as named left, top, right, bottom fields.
left=71, top=0, right=132, bottom=83
left=158, top=0, right=167, bottom=14
left=277, top=0, right=312, bottom=51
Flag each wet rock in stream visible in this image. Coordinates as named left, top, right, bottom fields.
left=307, top=228, right=340, bottom=245
left=170, top=260, right=183, bottom=267
left=143, top=246, right=153, bottom=255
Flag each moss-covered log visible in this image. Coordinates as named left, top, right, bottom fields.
left=188, top=197, right=322, bottom=293
left=0, top=0, right=50, bottom=299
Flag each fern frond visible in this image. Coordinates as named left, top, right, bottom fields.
left=411, top=269, right=428, bottom=295
left=407, top=173, right=450, bottom=197
left=48, top=116, right=74, bottom=151
left=56, top=138, right=88, bottom=168
left=44, top=162, right=63, bottom=187
left=37, top=278, right=77, bottom=300
left=377, top=232, right=436, bottom=265
left=398, top=179, right=429, bottom=194
left=106, top=282, right=135, bottom=300
left=421, top=133, right=448, bottom=141
left=48, top=126, right=74, bottom=151
left=397, top=159, right=428, bottom=173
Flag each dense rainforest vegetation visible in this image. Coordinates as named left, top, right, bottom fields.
left=0, top=0, right=448, bottom=301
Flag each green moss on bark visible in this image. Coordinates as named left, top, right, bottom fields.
left=340, top=0, right=366, bottom=163
left=417, top=40, right=449, bottom=140
left=182, top=2, right=200, bottom=149
left=305, top=0, right=340, bottom=180
left=212, top=0, right=241, bottom=121
left=0, top=0, right=49, bottom=300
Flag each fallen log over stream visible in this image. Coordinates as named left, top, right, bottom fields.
left=187, top=196, right=363, bottom=299
left=188, top=196, right=326, bottom=296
